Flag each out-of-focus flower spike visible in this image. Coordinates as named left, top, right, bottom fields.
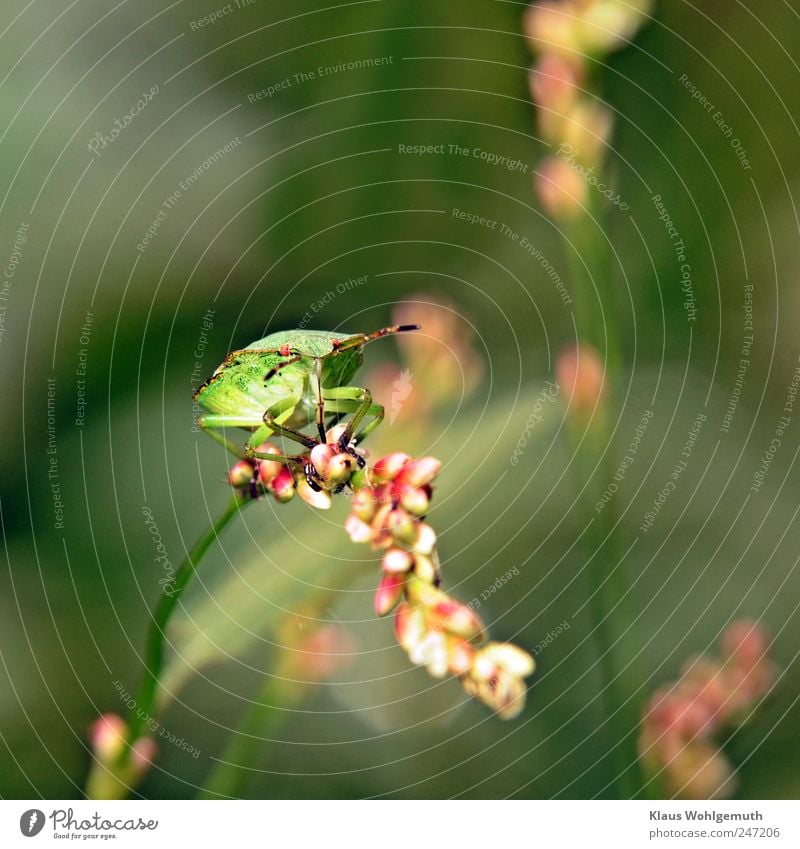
left=89, top=713, right=127, bottom=763
left=535, top=157, right=588, bottom=220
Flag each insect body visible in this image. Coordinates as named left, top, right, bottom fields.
left=194, top=325, right=418, bottom=466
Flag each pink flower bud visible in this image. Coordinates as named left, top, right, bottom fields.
left=396, top=456, right=442, bottom=488
left=269, top=466, right=295, bottom=503
left=663, top=741, right=736, bottom=800
left=382, top=547, right=414, bottom=574
left=433, top=599, right=484, bottom=640
left=446, top=636, right=475, bottom=676
left=290, top=625, right=357, bottom=681
left=386, top=508, right=418, bottom=545
left=325, top=452, right=357, bottom=487
left=409, top=630, right=449, bottom=678
left=558, top=100, right=614, bottom=165
left=375, top=573, right=406, bottom=616
left=412, top=523, right=437, bottom=555
left=296, top=476, right=332, bottom=510
left=394, top=602, right=426, bottom=652
left=310, top=443, right=336, bottom=475
left=325, top=424, right=350, bottom=445
left=529, top=54, right=582, bottom=111
left=229, top=460, right=255, bottom=489
left=345, top=513, right=373, bottom=544
left=254, top=443, right=284, bottom=483
left=579, top=0, right=654, bottom=57
left=555, top=343, right=604, bottom=414
left=412, top=553, right=438, bottom=583
left=535, top=157, right=588, bottom=220
left=721, top=620, right=770, bottom=670
left=130, top=737, right=158, bottom=777
left=351, top=487, right=377, bottom=522
left=90, top=713, right=127, bottom=763
left=397, top=484, right=431, bottom=516
left=372, top=452, right=412, bottom=483
left=523, top=2, right=583, bottom=57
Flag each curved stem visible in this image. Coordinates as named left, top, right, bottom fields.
left=124, top=493, right=249, bottom=751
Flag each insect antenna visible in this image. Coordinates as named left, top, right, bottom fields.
left=332, top=324, right=421, bottom=353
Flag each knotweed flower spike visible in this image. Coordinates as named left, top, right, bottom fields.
left=86, top=714, right=157, bottom=801
left=525, top=0, right=653, bottom=215
left=231, top=430, right=535, bottom=720
left=638, top=621, right=777, bottom=799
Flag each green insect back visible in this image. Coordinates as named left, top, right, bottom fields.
left=194, top=348, right=307, bottom=420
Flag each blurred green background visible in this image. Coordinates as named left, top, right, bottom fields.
left=1, top=0, right=799, bottom=799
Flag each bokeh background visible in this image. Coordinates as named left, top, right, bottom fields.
left=1, top=0, right=799, bottom=799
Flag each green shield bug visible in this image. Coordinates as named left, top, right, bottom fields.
left=194, top=325, right=419, bottom=483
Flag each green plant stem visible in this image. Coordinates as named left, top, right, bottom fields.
left=198, top=672, right=311, bottom=799
left=563, top=206, right=644, bottom=798
left=124, top=492, right=250, bottom=751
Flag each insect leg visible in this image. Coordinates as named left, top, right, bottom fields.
left=322, top=387, right=385, bottom=447
left=198, top=414, right=304, bottom=465
left=262, top=405, right=317, bottom=450
left=198, top=413, right=265, bottom=459
left=314, top=358, right=327, bottom=442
